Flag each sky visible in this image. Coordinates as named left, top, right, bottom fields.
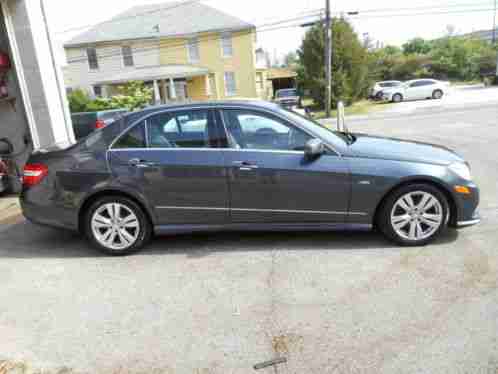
left=46, top=0, right=497, bottom=64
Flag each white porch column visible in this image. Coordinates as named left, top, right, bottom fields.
left=169, top=77, right=177, bottom=100
left=153, top=80, right=161, bottom=104
left=205, top=75, right=211, bottom=96
left=162, top=80, right=169, bottom=103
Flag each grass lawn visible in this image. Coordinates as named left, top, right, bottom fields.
left=303, top=99, right=392, bottom=120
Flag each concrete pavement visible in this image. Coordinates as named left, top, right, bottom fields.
left=0, top=101, right=497, bottom=374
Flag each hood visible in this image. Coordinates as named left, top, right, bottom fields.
left=344, top=133, right=464, bottom=165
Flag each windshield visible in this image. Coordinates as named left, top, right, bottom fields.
left=280, top=108, right=351, bottom=150
left=276, top=89, right=297, bottom=98
left=379, top=82, right=400, bottom=88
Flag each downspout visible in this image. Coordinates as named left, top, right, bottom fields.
left=1, top=0, right=41, bottom=150
left=39, top=0, right=75, bottom=145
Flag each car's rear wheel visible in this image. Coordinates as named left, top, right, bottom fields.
left=377, top=184, right=449, bottom=246
left=392, top=93, right=403, bottom=103
left=432, top=89, right=443, bottom=99
left=84, top=196, right=151, bottom=255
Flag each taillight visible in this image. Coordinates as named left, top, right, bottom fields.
left=95, top=119, right=106, bottom=129
left=23, top=163, right=48, bottom=187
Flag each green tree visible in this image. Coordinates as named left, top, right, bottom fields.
left=67, top=81, right=153, bottom=113
left=402, top=38, right=432, bottom=55
left=282, top=51, right=298, bottom=69
left=297, top=18, right=369, bottom=109
left=67, top=89, right=92, bottom=113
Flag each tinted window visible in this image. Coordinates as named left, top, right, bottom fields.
left=222, top=110, right=312, bottom=151
left=147, top=109, right=221, bottom=149
left=113, top=122, right=146, bottom=149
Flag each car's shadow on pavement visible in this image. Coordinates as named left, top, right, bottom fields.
left=0, top=220, right=459, bottom=259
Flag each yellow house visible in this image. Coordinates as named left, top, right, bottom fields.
left=63, top=2, right=263, bottom=103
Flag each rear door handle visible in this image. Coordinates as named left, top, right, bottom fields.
left=232, top=161, right=258, bottom=171
left=128, top=158, right=157, bottom=168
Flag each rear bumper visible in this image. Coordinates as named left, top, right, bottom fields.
left=20, top=186, right=79, bottom=231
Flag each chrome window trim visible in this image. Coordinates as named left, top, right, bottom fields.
left=107, top=104, right=343, bottom=156
left=218, top=107, right=341, bottom=156
left=109, top=147, right=310, bottom=156
left=155, top=205, right=367, bottom=216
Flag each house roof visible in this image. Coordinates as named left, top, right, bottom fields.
left=65, top=1, right=254, bottom=47
left=96, top=64, right=210, bottom=85
left=267, top=68, right=297, bottom=80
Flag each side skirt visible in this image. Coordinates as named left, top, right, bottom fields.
left=154, top=223, right=373, bottom=236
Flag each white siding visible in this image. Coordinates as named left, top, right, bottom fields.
left=63, top=39, right=160, bottom=97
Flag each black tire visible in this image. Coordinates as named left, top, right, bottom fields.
left=392, top=93, right=403, bottom=103
left=432, top=89, right=443, bottom=99
left=377, top=184, right=449, bottom=246
left=84, top=196, right=152, bottom=256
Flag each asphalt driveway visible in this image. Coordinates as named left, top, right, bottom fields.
left=1, top=102, right=497, bottom=374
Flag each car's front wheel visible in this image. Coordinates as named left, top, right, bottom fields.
left=84, top=196, right=152, bottom=255
left=377, top=184, right=449, bottom=246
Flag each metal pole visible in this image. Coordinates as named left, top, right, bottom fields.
left=325, top=0, right=332, bottom=118
left=493, top=0, right=497, bottom=44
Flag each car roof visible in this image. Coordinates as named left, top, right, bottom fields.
left=123, top=100, right=279, bottom=121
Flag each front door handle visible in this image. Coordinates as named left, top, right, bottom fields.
left=128, top=158, right=157, bottom=168
left=232, top=161, right=259, bottom=171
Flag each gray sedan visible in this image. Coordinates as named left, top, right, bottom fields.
left=20, top=101, right=479, bottom=255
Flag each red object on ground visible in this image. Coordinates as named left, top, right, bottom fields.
left=23, top=163, right=48, bottom=187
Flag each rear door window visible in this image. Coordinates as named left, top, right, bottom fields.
left=147, top=109, right=224, bottom=149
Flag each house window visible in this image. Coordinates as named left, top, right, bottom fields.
left=256, top=72, right=264, bottom=90
left=221, top=32, right=233, bottom=57
left=224, top=72, right=236, bottom=96
left=87, top=47, right=99, bottom=70
left=122, top=45, right=134, bottom=67
left=187, top=37, right=200, bottom=63
left=93, top=85, right=103, bottom=97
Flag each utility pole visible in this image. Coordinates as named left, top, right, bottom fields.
left=325, top=0, right=332, bottom=118
left=492, top=0, right=497, bottom=44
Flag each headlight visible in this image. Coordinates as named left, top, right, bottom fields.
left=449, top=162, right=472, bottom=181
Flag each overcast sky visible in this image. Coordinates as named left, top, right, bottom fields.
left=46, top=0, right=497, bottom=64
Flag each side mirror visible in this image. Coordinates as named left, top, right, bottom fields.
left=304, top=138, right=324, bottom=159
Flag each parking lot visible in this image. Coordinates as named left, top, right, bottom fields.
left=1, top=98, right=498, bottom=373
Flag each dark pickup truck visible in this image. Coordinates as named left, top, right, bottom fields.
left=72, top=109, right=127, bottom=139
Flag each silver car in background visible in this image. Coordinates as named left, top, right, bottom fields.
left=382, top=79, right=450, bottom=103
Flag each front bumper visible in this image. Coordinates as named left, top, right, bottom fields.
left=450, top=181, right=480, bottom=229
left=456, top=209, right=480, bottom=228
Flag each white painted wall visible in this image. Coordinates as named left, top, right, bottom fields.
left=63, top=39, right=160, bottom=96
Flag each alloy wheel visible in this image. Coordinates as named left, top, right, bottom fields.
left=91, top=203, right=140, bottom=250
left=390, top=191, right=443, bottom=241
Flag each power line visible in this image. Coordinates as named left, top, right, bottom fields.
left=65, top=12, right=323, bottom=65
left=55, top=0, right=201, bottom=35
left=333, top=1, right=495, bottom=15
left=347, top=7, right=497, bottom=20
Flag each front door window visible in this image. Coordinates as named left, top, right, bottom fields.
left=222, top=110, right=312, bottom=151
